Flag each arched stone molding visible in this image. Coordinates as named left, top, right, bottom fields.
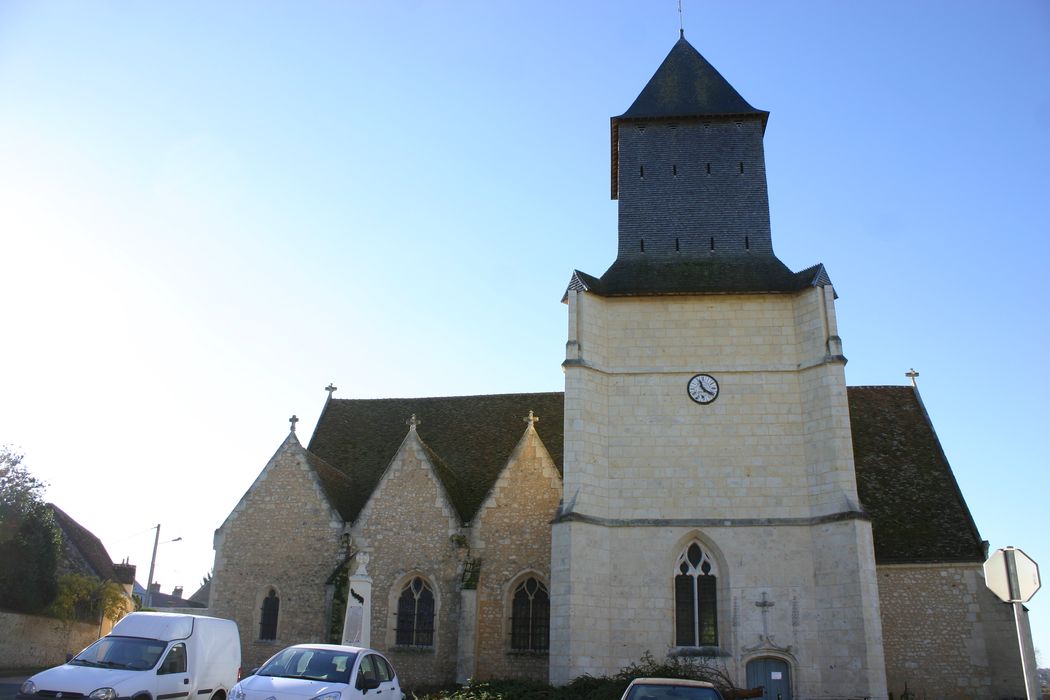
left=385, top=570, right=442, bottom=654
left=501, top=568, right=550, bottom=653
left=254, top=585, right=283, bottom=643
left=667, top=530, right=731, bottom=656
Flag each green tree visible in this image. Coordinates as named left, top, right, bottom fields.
left=0, top=446, right=61, bottom=613
left=50, top=573, right=129, bottom=625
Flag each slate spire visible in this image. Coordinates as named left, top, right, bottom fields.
left=618, top=35, right=767, bottom=124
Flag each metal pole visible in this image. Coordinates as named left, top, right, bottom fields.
left=1005, top=549, right=1036, bottom=700
left=146, top=524, right=160, bottom=609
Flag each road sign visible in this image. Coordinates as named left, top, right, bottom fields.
left=985, top=547, right=1041, bottom=604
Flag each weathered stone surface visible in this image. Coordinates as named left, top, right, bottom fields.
left=211, top=434, right=345, bottom=668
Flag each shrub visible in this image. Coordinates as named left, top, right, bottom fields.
left=412, top=652, right=740, bottom=700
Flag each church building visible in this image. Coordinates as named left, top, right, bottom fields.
left=210, top=36, right=1032, bottom=700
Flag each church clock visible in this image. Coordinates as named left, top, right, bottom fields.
left=687, top=373, right=719, bottom=404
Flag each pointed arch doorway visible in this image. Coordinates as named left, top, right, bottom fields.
left=745, top=657, right=792, bottom=700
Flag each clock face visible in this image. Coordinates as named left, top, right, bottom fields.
left=687, top=374, right=719, bottom=404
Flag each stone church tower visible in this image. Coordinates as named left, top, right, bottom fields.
left=551, top=35, right=887, bottom=698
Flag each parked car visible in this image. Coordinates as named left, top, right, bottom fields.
left=621, top=678, right=725, bottom=700
left=232, top=644, right=400, bottom=700
left=18, top=612, right=241, bottom=700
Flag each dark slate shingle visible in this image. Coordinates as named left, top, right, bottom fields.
left=49, top=504, right=119, bottom=581
left=307, top=393, right=564, bottom=524
left=849, top=386, right=985, bottom=564
left=618, top=35, right=766, bottom=122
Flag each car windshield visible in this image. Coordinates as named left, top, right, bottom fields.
left=71, top=637, right=168, bottom=671
left=626, top=684, right=722, bottom=700
left=257, top=648, right=357, bottom=684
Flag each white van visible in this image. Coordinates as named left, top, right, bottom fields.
left=19, top=612, right=241, bottom=700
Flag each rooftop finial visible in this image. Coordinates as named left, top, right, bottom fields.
left=407, top=414, right=421, bottom=430
left=905, top=368, right=920, bottom=388
left=678, top=0, right=684, bottom=38
left=289, top=414, right=299, bottom=432
left=325, top=383, right=337, bottom=400
left=524, top=410, right=539, bottom=427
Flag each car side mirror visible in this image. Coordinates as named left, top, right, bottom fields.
left=359, top=678, right=381, bottom=692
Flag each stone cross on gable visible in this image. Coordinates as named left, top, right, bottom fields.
left=407, top=414, right=421, bottom=430
left=755, top=592, right=775, bottom=637
left=289, top=415, right=299, bottom=432
left=906, top=368, right=920, bottom=388
left=325, top=383, right=338, bottom=399
left=524, top=410, right=539, bottom=427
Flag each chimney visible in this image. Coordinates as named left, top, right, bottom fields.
left=173, top=586, right=184, bottom=599
left=113, top=562, right=137, bottom=586
left=150, top=582, right=161, bottom=593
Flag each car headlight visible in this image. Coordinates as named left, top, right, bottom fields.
left=89, top=688, right=117, bottom=700
left=309, top=693, right=342, bottom=700
left=232, top=685, right=246, bottom=700
left=20, top=681, right=37, bottom=696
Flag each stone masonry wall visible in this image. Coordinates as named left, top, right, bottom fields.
left=350, top=430, right=462, bottom=689
left=211, top=435, right=345, bottom=669
left=472, top=426, right=562, bottom=681
left=0, top=611, right=99, bottom=670
left=878, top=563, right=1025, bottom=700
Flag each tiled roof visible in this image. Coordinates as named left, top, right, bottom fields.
left=304, top=449, right=356, bottom=522
left=848, top=386, right=985, bottom=564
left=307, top=393, right=565, bottom=524
left=49, top=504, right=119, bottom=582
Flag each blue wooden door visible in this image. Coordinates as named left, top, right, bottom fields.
left=745, top=657, right=792, bottom=700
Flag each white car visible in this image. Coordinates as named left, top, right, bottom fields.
left=620, top=678, right=725, bottom=700
left=232, top=644, right=401, bottom=700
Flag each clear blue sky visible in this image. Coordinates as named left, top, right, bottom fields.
left=2, top=0, right=1048, bottom=664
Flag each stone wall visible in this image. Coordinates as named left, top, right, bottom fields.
left=555, top=286, right=887, bottom=700
left=472, top=426, right=562, bottom=681
left=0, top=611, right=99, bottom=670
left=350, top=430, right=462, bottom=689
left=878, top=563, right=1026, bottom=700
left=211, top=434, right=345, bottom=669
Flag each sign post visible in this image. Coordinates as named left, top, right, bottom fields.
left=984, top=547, right=1040, bottom=700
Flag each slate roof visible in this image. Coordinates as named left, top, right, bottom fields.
left=617, top=34, right=767, bottom=124
left=189, top=579, right=211, bottom=605
left=575, top=258, right=827, bottom=297
left=849, top=386, right=985, bottom=564
left=611, top=35, right=768, bottom=200
left=49, top=504, right=120, bottom=582
left=306, top=387, right=982, bottom=565
left=307, top=392, right=565, bottom=524
left=304, top=448, right=356, bottom=522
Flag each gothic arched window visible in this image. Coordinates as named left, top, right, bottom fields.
left=259, top=588, right=280, bottom=641
left=510, top=577, right=549, bottom=652
left=674, top=543, right=718, bottom=647
left=395, top=577, right=434, bottom=647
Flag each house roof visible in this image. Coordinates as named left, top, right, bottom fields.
left=189, top=579, right=211, bottom=605
left=305, top=386, right=983, bottom=565
left=307, top=392, right=565, bottom=523
left=49, top=504, right=120, bottom=582
left=849, top=385, right=985, bottom=564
